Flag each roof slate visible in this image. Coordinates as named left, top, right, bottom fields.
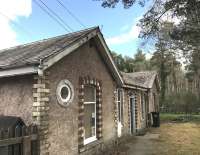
left=0, top=27, right=98, bottom=69
left=121, top=71, right=158, bottom=89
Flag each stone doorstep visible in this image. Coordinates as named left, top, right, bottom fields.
left=136, top=128, right=148, bottom=136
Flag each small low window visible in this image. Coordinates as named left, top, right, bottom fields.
left=56, top=80, right=74, bottom=107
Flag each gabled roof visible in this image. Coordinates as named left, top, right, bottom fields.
left=0, top=27, right=123, bottom=85
left=0, top=27, right=97, bottom=70
left=121, top=71, right=160, bottom=90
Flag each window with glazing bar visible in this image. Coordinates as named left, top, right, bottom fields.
left=83, top=85, right=97, bottom=145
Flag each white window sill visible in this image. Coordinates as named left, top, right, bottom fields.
left=84, top=136, right=97, bottom=145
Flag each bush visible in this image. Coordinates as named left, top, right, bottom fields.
left=161, top=91, right=200, bottom=114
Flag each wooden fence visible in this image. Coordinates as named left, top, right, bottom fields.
left=0, top=125, right=38, bottom=155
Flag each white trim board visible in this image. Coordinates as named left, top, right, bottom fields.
left=42, top=31, right=124, bottom=86
left=123, top=84, right=148, bottom=91
left=42, top=30, right=98, bottom=70
left=0, top=66, right=38, bottom=78
left=97, top=33, right=124, bottom=85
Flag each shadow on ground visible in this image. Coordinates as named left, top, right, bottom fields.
left=116, top=122, right=200, bottom=155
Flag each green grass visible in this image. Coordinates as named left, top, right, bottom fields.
left=160, top=113, right=200, bottom=122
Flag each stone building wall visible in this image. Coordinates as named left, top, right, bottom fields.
left=47, top=41, right=117, bottom=155
left=0, top=75, right=34, bottom=125
left=122, top=88, right=139, bottom=135
left=122, top=88, right=151, bottom=135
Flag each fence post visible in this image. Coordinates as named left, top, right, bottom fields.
left=23, top=136, right=31, bottom=155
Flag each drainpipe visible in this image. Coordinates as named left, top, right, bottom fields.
left=38, top=59, right=44, bottom=77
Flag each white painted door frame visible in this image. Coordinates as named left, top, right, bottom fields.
left=117, top=89, right=124, bottom=137
left=129, top=95, right=136, bottom=134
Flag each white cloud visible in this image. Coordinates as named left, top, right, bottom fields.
left=145, top=52, right=153, bottom=60
left=106, top=24, right=141, bottom=45
left=0, top=0, right=32, bottom=50
left=106, top=17, right=141, bottom=45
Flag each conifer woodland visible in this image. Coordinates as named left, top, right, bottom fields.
left=98, top=0, right=200, bottom=114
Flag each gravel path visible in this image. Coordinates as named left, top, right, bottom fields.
left=118, top=122, right=200, bottom=155
left=125, top=132, right=160, bottom=155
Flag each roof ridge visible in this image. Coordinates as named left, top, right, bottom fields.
left=41, top=27, right=99, bottom=61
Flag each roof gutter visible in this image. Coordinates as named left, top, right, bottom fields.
left=0, top=27, right=125, bottom=85
left=37, top=59, right=44, bottom=77
left=0, top=31, right=98, bottom=79
left=123, top=84, right=148, bottom=91
left=0, top=66, right=38, bottom=78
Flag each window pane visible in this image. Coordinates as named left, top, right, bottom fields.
left=118, top=101, right=121, bottom=122
left=141, top=94, right=145, bottom=118
left=117, top=89, right=122, bottom=101
left=84, top=104, right=96, bottom=139
left=60, top=86, right=69, bottom=99
left=117, top=89, right=123, bottom=122
left=121, top=92, right=123, bottom=123
left=84, top=86, right=95, bottom=102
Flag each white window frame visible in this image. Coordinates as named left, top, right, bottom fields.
left=129, top=95, right=136, bottom=134
left=83, top=86, right=97, bottom=145
left=141, top=93, right=145, bottom=120
left=59, top=85, right=71, bottom=103
left=117, top=88, right=124, bottom=123
left=56, top=79, right=74, bottom=107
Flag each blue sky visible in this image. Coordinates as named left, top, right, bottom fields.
left=0, top=0, right=154, bottom=57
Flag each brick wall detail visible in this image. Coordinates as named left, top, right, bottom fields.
left=78, top=76, right=103, bottom=151
left=32, top=73, right=50, bottom=155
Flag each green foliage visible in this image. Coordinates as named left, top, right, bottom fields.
left=169, top=0, right=200, bottom=48
left=99, top=0, right=200, bottom=114
left=96, top=0, right=146, bottom=8
left=112, top=51, right=127, bottom=71
left=163, top=91, right=200, bottom=114
left=138, top=0, right=200, bottom=46
left=111, top=49, right=150, bottom=72
left=186, top=51, right=200, bottom=74
left=150, top=34, right=181, bottom=106
left=160, top=113, right=200, bottom=122
left=132, top=49, right=150, bottom=71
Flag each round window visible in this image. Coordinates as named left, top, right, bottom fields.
left=56, top=80, right=74, bottom=107
left=60, top=86, right=69, bottom=99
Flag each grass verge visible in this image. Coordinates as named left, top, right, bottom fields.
left=151, top=122, right=200, bottom=155
left=160, top=113, right=200, bottom=122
